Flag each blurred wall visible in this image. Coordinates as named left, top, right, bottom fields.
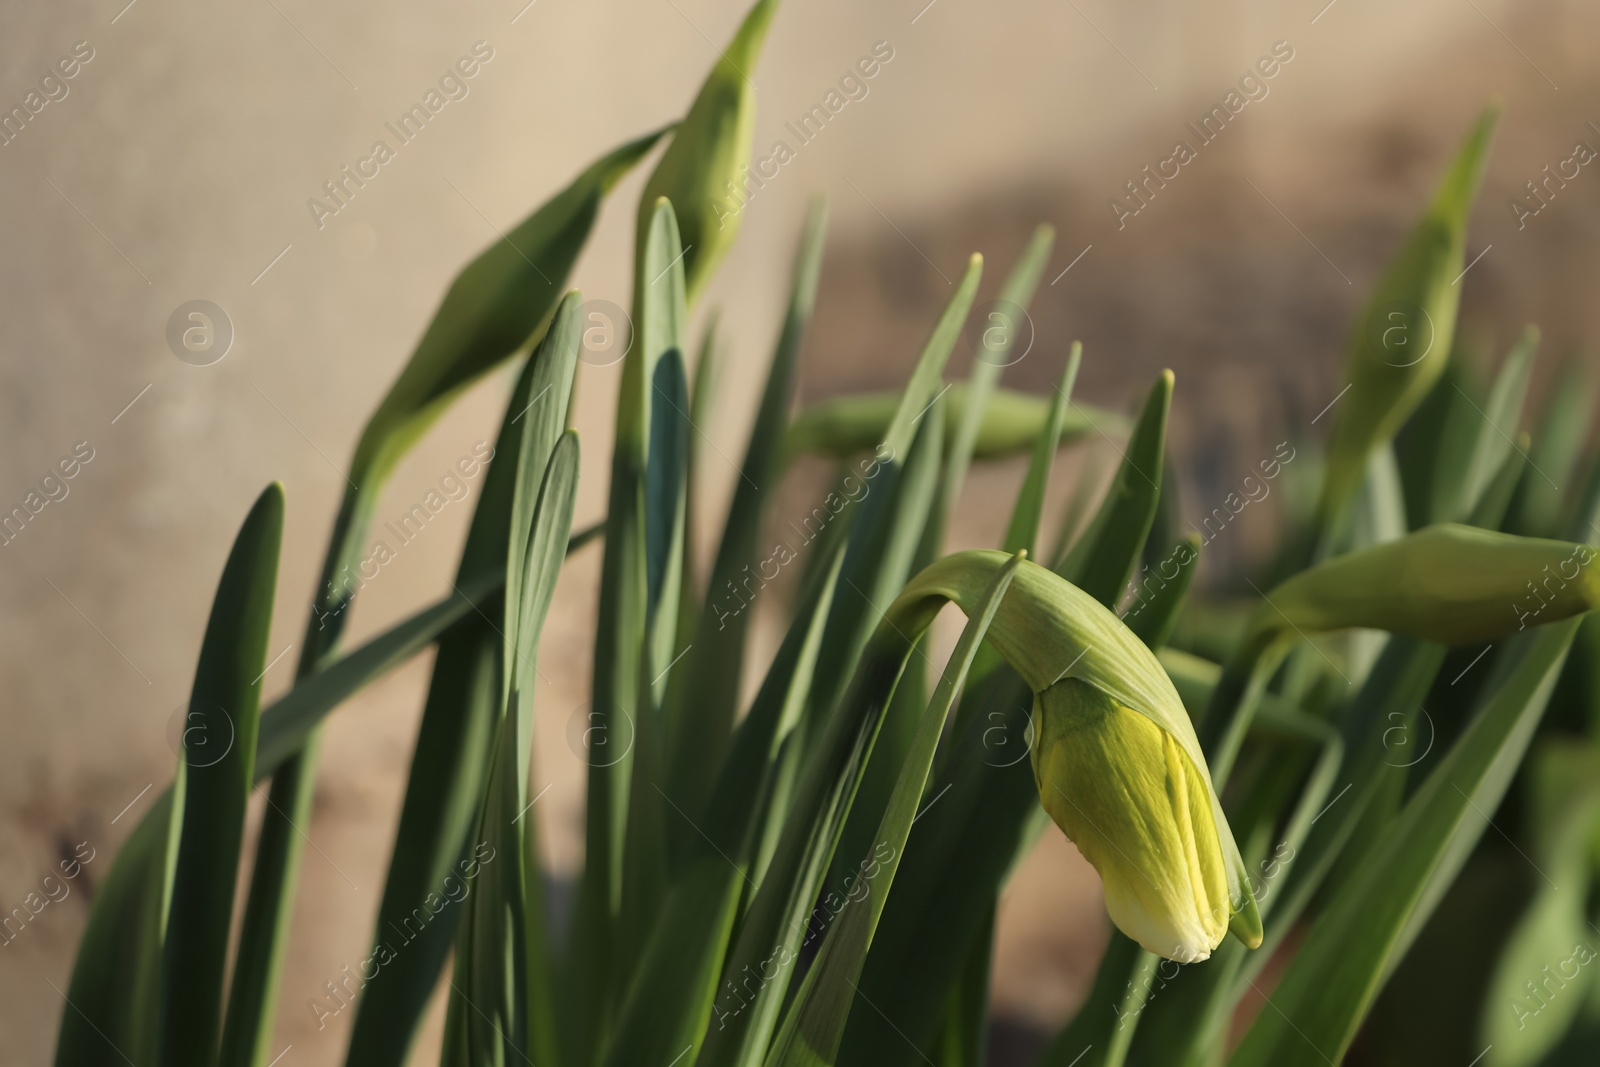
left=2, top=0, right=1598, bottom=1061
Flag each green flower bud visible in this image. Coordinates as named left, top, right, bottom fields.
left=1249, top=524, right=1600, bottom=650
left=636, top=0, right=778, bottom=303
left=893, top=550, right=1261, bottom=962
left=1317, top=105, right=1497, bottom=523
left=1033, top=677, right=1233, bottom=962
left=782, top=384, right=1122, bottom=463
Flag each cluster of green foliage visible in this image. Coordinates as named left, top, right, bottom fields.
left=50, top=4, right=1600, bottom=1066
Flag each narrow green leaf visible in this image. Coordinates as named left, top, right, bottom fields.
left=697, top=408, right=953, bottom=1067
left=766, top=554, right=1025, bottom=1067
left=664, top=197, right=828, bottom=830
left=505, top=295, right=585, bottom=697
left=1511, top=358, right=1597, bottom=537
left=635, top=551, right=846, bottom=1067
left=252, top=579, right=495, bottom=778
left=1480, top=740, right=1600, bottom=1066
left=235, top=132, right=657, bottom=1067
left=1062, top=371, right=1173, bottom=606
left=1453, top=326, right=1537, bottom=521
left=1229, top=618, right=1579, bottom=1066
left=801, top=254, right=981, bottom=744
left=1396, top=356, right=1480, bottom=528
left=1316, top=105, right=1497, bottom=526
left=931, top=914, right=993, bottom=1067
left=1467, top=435, right=1529, bottom=532
left=678, top=310, right=726, bottom=633
left=53, top=791, right=171, bottom=1067
left=1124, top=532, right=1200, bottom=651
left=1049, top=449, right=1109, bottom=569
left=577, top=197, right=688, bottom=1055
left=444, top=433, right=578, bottom=1067
left=354, top=131, right=662, bottom=500
left=1005, top=343, right=1082, bottom=557
left=346, top=297, right=580, bottom=1067
left=165, top=485, right=283, bottom=1067
left=943, top=225, right=1056, bottom=513
left=947, top=343, right=1081, bottom=739
left=618, top=347, right=690, bottom=975
left=1036, top=934, right=1147, bottom=1067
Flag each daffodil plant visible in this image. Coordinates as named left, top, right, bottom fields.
left=50, top=6, right=1600, bottom=1067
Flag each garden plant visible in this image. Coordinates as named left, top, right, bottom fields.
left=51, top=2, right=1600, bottom=1065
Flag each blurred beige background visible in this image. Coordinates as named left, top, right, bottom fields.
left=4, top=0, right=1600, bottom=1061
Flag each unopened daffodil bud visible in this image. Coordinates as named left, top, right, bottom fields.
left=1032, top=677, right=1232, bottom=962
left=636, top=0, right=777, bottom=303
left=1317, top=106, right=1496, bottom=523
left=890, top=550, right=1261, bottom=963
left=1247, top=524, right=1600, bottom=651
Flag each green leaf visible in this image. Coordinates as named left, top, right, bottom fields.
left=506, top=296, right=585, bottom=695
left=949, top=343, right=1081, bottom=738
left=618, top=346, right=690, bottom=976
left=1003, top=343, right=1081, bottom=558
left=637, top=0, right=777, bottom=303
left=1453, top=326, right=1537, bottom=522
left=577, top=197, right=689, bottom=1057
left=353, top=131, right=662, bottom=502
left=635, top=551, right=846, bottom=1067
left=1511, top=358, right=1597, bottom=537
left=54, top=790, right=171, bottom=1067
left=698, top=400, right=954, bottom=1067
left=931, top=913, right=993, bottom=1067
left=800, top=254, right=982, bottom=745
left=233, top=132, right=657, bottom=1067
left=1397, top=356, right=1480, bottom=528
left=1252, top=638, right=1447, bottom=966
left=345, top=297, right=580, bottom=1067
left=1466, top=435, right=1529, bottom=531
left=164, top=484, right=283, bottom=1067
left=943, top=224, right=1056, bottom=513
left=1480, top=740, right=1600, bottom=1066
left=1048, top=450, right=1109, bottom=569
left=1316, top=105, right=1497, bottom=527
left=785, top=384, right=1118, bottom=463
left=1125, top=533, right=1200, bottom=651
left=837, top=667, right=1035, bottom=1067
left=1229, top=618, right=1580, bottom=1066
left=663, top=197, right=828, bottom=831
left=1036, top=934, right=1149, bottom=1067
left=252, top=579, right=495, bottom=778
left=1062, top=371, right=1172, bottom=606
left=444, top=432, right=579, bottom=1067
left=678, top=310, right=726, bottom=632
left=766, top=554, right=1025, bottom=1066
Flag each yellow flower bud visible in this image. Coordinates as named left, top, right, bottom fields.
left=892, top=550, right=1261, bottom=962
left=1033, top=677, right=1232, bottom=963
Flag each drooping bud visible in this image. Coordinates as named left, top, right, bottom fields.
left=892, top=550, right=1261, bottom=961
left=1033, top=677, right=1233, bottom=962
